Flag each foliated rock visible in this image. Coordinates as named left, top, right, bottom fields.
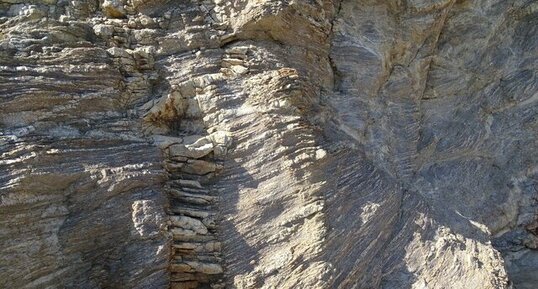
left=1, top=0, right=536, bottom=289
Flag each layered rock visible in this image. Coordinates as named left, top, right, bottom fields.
left=1, top=0, right=537, bottom=288
left=155, top=132, right=230, bottom=288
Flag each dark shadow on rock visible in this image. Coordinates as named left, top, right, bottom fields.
left=214, top=158, right=261, bottom=287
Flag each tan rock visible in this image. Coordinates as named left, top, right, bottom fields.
left=181, top=160, right=218, bottom=175
left=102, top=0, right=126, bottom=18
left=168, top=137, right=213, bottom=159
left=170, top=216, right=208, bottom=235
left=1, top=1, right=535, bottom=289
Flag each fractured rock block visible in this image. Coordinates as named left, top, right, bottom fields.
left=170, top=216, right=208, bottom=235
left=102, top=0, right=126, bottom=18
left=181, top=261, right=223, bottom=275
left=181, top=160, right=219, bottom=175
left=168, top=137, right=214, bottom=159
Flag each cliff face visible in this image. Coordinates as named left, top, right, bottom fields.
left=0, top=0, right=537, bottom=288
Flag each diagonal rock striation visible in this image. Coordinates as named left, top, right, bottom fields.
left=0, top=0, right=537, bottom=288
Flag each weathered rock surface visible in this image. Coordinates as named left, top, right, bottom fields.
left=0, top=0, right=537, bottom=288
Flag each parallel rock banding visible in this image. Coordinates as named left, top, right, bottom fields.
left=144, top=78, right=231, bottom=288
left=1, top=0, right=537, bottom=288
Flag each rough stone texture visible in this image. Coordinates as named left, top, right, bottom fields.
left=0, top=0, right=537, bottom=288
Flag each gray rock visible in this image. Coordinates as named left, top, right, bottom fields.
left=0, top=0, right=536, bottom=288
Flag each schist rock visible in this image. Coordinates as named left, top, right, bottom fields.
left=0, top=0, right=536, bottom=289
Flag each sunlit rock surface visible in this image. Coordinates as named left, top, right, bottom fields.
left=0, top=0, right=536, bottom=288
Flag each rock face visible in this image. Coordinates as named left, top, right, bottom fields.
left=0, top=0, right=537, bottom=288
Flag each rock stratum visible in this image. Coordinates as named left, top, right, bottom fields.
left=0, top=0, right=537, bottom=288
